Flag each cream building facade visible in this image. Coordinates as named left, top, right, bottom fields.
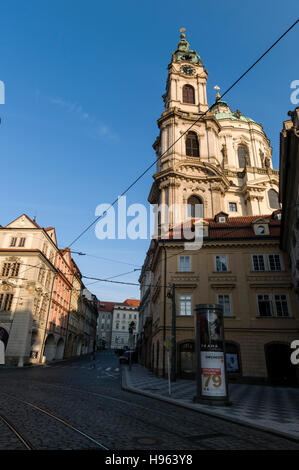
left=0, top=214, right=57, bottom=366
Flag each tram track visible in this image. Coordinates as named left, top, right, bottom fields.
left=0, top=412, right=33, bottom=450
left=1, top=378, right=296, bottom=450
left=0, top=391, right=110, bottom=450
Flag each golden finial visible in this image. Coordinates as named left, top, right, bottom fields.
left=180, top=27, right=186, bottom=39
left=214, top=85, right=221, bottom=100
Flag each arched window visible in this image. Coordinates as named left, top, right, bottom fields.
left=187, top=195, right=203, bottom=218
left=182, top=85, right=195, bottom=104
left=268, top=189, right=280, bottom=209
left=186, top=132, right=199, bottom=157
left=237, top=145, right=248, bottom=168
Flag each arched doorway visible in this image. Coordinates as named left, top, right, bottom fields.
left=44, top=334, right=56, bottom=362
left=72, top=337, right=78, bottom=357
left=0, top=327, right=9, bottom=365
left=55, top=338, right=65, bottom=360
left=30, top=330, right=40, bottom=361
left=178, top=341, right=196, bottom=379
left=151, top=344, right=154, bottom=371
left=77, top=338, right=82, bottom=356
left=265, top=342, right=298, bottom=386
left=156, top=341, right=159, bottom=375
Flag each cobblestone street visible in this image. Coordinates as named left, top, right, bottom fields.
left=0, top=350, right=299, bottom=450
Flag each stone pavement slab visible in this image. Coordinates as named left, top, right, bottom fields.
left=122, top=364, right=299, bottom=442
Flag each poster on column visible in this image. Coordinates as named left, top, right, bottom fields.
left=200, top=351, right=226, bottom=397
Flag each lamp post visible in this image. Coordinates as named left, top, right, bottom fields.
left=167, top=283, right=176, bottom=382
left=128, top=320, right=135, bottom=371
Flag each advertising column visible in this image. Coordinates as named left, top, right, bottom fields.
left=194, top=304, right=231, bottom=406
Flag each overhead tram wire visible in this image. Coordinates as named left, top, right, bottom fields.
left=67, top=18, right=299, bottom=249
left=4, top=21, right=297, bottom=290
left=69, top=250, right=142, bottom=268
left=85, top=268, right=141, bottom=287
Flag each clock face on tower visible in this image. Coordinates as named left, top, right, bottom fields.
left=181, top=65, right=195, bottom=76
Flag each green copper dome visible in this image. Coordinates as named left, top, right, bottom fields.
left=215, top=110, right=256, bottom=123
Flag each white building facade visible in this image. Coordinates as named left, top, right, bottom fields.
left=111, top=302, right=139, bottom=350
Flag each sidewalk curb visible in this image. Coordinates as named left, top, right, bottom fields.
left=121, top=367, right=299, bottom=444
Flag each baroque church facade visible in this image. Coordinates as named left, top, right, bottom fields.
left=138, top=31, right=299, bottom=385
left=148, top=30, right=280, bottom=224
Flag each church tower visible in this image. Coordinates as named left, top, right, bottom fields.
left=148, top=29, right=280, bottom=227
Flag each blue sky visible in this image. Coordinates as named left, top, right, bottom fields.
left=0, top=0, right=298, bottom=301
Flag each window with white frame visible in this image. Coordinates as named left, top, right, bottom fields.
left=179, top=255, right=191, bottom=272
left=229, top=202, right=237, bottom=212
left=274, top=295, right=289, bottom=317
left=252, top=255, right=265, bottom=271
left=179, top=294, right=192, bottom=316
left=218, top=294, right=232, bottom=317
left=257, top=294, right=272, bottom=316
left=268, top=254, right=282, bottom=271
left=215, top=255, right=228, bottom=272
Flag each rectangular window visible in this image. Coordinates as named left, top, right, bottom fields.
left=2, top=263, right=11, bottom=277
left=218, top=294, right=232, bottom=317
left=0, top=294, right=3, bottom=310
left=19, top=237, right=26, bottom=247
left=274, top=295, right=289, bottom=317
left=116, top=313, right=120, bottom=319
left=2, top=294, right=14, bottom=312
left=229, top=202, right=237, bottom=212
left=179, top=255, right=191, bottom=272
left=257, top=294, right=272, bottom=316
left=215, top=255, right=228, bottom=272
left=10, top=237, right=17, bottom=247
left=123, top=313, right=126, bottom=319
left=179, top=294, right=192, bottom=316
left=252, top=255, right=265, bottom=271
left=268, top=254, right=282, bottom=271
left=10, top=263, right=20, bottom=277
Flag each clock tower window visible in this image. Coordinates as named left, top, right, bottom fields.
left=187, top=195, right=204, bottom=218
left=237, top=145, right=249, bottom=168
left=182, top=84, right=195, bottom=104
left=186, top=132, right=199, bottom=157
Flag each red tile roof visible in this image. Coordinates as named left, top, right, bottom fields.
left=166, top=214, right=280, bottom=241
left=98, top=301, right=117, bottom=312
left=124, top=298, right=140, bottom=307
left=98, top=298, right=140, bottom=311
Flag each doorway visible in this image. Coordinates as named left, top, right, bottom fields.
left=265, top=342, right=298, bottom=386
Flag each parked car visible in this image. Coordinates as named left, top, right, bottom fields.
left=119, top=350, right=136, bottom=364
